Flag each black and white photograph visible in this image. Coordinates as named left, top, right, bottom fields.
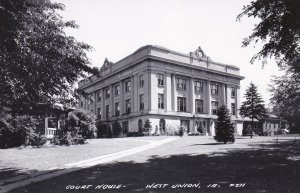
left=0, top=0, right=300, bottom=192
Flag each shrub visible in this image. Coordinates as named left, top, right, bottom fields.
left=30, top=133, right=47, bottom=147
left=50, top=109, right=97, bottom=145
left=0, top=113, right=37, bottom=148
left=68, top=109, right=97, bottom=139
left=143, top=120, right=152, bottom=134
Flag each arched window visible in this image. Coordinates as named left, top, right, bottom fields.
left=138, top=119, right=143, bottom=132
left=159, top=119, right=165, bottom=134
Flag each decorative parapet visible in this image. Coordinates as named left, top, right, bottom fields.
left=78, top=45, right=243, bottom=88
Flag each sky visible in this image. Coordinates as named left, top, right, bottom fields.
left=55, top=0, right=283, bottom=106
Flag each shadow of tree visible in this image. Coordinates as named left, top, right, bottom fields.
left=8, top=141, right=300, bottom=193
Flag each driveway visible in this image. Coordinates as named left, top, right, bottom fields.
left=4, top=136, right=300, bottom=193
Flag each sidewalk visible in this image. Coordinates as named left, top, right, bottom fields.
left=0, top=137, right=178, bottom=193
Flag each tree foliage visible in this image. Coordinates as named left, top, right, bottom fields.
left=143, top=119, right=152, bottom=134
left=0, top=0, right=99, bottom=114
left=67, top=109, right=97, bottom=139
left=240, top=83, right=266, bottom=138
left=237, top=0, right=300, bottom=72
left=270, top=72, right=300, bottom=133
left=214, top=104, right=235, bottom=144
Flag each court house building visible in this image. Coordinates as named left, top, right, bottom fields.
left=78, top=45, right=244, bottom=136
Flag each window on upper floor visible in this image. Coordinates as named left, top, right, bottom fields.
left=105, top=88, right=110, bottom=99
left=231, top=103, right=236, bottom=115
left=140, top=94, right=144, bottom=110
left=177, top=78, right=186, bottom=90
left=125, top=80, right=131, bottom=93
left=211, top=101, right=219, bottom=115
left=177, top=97, right=186, bottom=112
left=125, top=99, right=131, bottom=114
left=115, top=85, right=120, bottom=96
left=211, top=83, right=219, bottom=95
left=97, top=92, right=101, bottom=102
left=89, top=94, right=94, bottom=104
left=195, top=81, right=204, bottom=92
left=139, top=74, right=144, bottom=88
left=195, top=99, right=204, bottom=113
left=231, top=87, right=235, bottom=98
left=158, top=73, right=164, bottom=86
left=158, top=94, right=164, bottom=109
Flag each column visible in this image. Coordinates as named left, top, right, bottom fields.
left=133, top=74, right=138, bottom=113
left=109, top=85, right=113, bottom=118
left=206, top=80, right=211, bottom=115
left=119, top=80, right=123, bottom=115
left=222, top=84, right=226, bottom=105
left=190, top=77, right=195, bottom=113
left=93, top=92, right=97, bottom=115
left=101, top=88, right=105, bottom=120
left=236, top=86, right=240, bottom=118
left=171, top=73, right=176, bottom=111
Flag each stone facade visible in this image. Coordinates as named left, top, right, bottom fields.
left=77, top=45, right=244, bottom=136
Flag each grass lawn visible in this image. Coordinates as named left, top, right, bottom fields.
left=0, top=138, right=149, bottom=180
left=7, top=136, right=300, bottom=193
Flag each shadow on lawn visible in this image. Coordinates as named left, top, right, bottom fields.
left=10, top=141, right=300, bottom=193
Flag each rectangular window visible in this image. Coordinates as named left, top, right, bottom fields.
left=115, top=85, right=120, bottom=96
left=195, top=81, right=203, bottom=92
left=122, top=121, right=129, bottom=134
left=97, top=107, right=101, bottom=119
left=140, top=94, right=144, bottom=110
left=177, top=78, right=186, bottom=90
left=115, top=102, right=120, bottom=116
left=97, top=92, right=101, bottom=102
left=211, top=83, right=219, bottom=95
left=158, top=94, right=164, bottom=109
left=125, top=99, right=131, bottom=114
left=231, top=103, right=236, bottom=115
left=105, top=88, right=110, bottom=99
left=89, top=94, right=94, bottom=105
left=231, top=87, right=235, bottom=98
left=139, top=74, right=144, bottom=87
left=80, top=100, right=84, bottom=108
left=177, top=97, right=187, bottom=112
left=195, top=99, right=204, bottom=113
left=158, top=74, right=164, bottom=86
left=125, top=80, right=131, bottom=93
left=106, top=105, right=110, bottom=118
left=211, top=101, right=219, bottom=115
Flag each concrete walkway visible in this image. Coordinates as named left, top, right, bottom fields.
left=0, top=137, right=178, bottom=193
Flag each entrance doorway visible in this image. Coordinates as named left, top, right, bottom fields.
left=180, top=120, right=190, bottom=133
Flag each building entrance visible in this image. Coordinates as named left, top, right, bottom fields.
left=180, top=120, right=190, bottom=133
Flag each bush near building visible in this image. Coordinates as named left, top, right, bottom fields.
left=214, top=104, right=235, bottom=144
left=52, top=109, right=97, bottom=145
left=0, top=113, right=47, bottom=148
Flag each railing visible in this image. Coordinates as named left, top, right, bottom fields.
left=45, top=128, right=58, bottom=139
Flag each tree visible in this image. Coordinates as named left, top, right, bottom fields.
left=0, top=0, right=99, bottom=114
left=112, top=121, right=122, bottom=137
left=240, top=83, right=266, bottom=138
left=270, top=72, right=300, bottom=133
left=214, top=104, right=235, bottom=144
left=143, top=119, right=152, bottom=134
left=237, top=0, right=300, bottom=73
left=67, top=109, right=97, bottom=139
